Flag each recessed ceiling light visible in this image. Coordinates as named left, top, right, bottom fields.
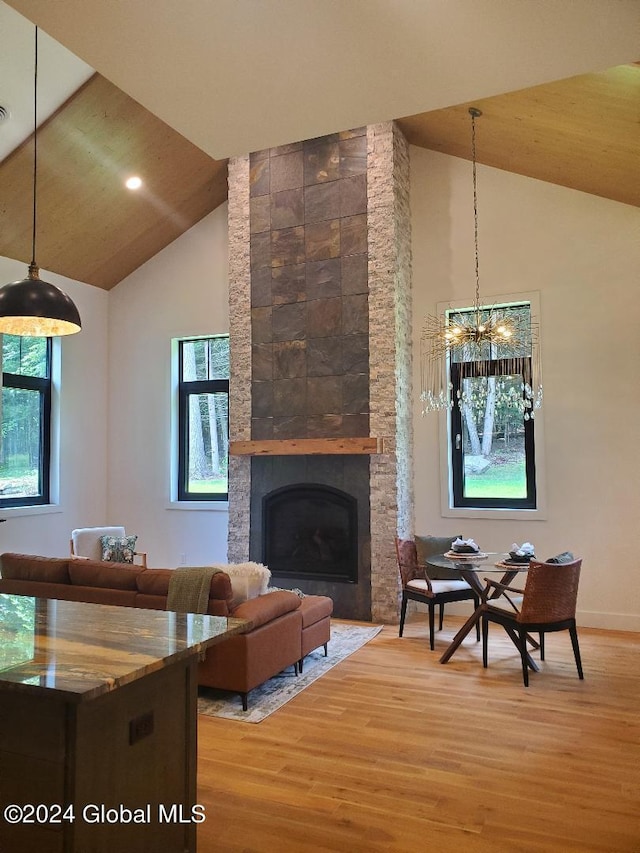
left=125, top=176, right=143, bottom=190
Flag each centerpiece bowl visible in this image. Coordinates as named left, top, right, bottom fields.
left=508, top=551, right=533, bottom=563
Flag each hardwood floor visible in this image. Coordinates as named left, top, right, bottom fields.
left=197, top=616, right=640, bottom=852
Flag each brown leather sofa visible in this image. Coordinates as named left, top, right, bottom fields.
left=0, top=552, right=333, bottom=709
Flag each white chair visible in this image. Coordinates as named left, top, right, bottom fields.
left=70, top=526, right=147, bottom=567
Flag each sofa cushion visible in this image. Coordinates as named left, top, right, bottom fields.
left=136, top=568, right=233, bottom=604
left=56, top=585, right=139, bottom=607
left=232, top=589, right=301, bottom=629
left=68, top=559, right=143, bottom=591
left=298, top=594, right=333, bottom=629
left=135, top=568, right=174, bottom=597
left=0, top=579, right=73, bottom=599
left=0, top=553, right=70, bottom=584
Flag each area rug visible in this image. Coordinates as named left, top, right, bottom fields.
left=197, top=621, right=382, bottom=723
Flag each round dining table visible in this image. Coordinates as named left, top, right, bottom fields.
left=426, top=553, right=534, bottom=665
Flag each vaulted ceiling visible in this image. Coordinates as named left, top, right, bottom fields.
left=398, top=63, right=640, bottom=210
left=1, top=1, right=638, bottom=290
left=0, top=73, right=228, bottom=289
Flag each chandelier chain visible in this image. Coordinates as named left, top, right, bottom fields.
left=31, top=27, right=39, bottom=267
left=471, top=108, right=480, bottom=319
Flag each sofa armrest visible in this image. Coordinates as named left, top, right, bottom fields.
left=231, top=590, right=301, bottom=630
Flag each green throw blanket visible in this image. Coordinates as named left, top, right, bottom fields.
left=166, top=566, right=223, bottom=614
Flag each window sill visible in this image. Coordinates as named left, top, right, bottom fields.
left=166, top=501, right=229, bottom=512
left=441, top=506, right=547, bottom=521
left=0, top=504, right=64, bottom=519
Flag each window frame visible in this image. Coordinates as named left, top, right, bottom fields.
left=434, top=291, right=547, bottom=520
left=177, top=336, right=229, bottom=503
left=0, top=336, right=52, bottom=509
left=449, top=356, right=537, bottom=510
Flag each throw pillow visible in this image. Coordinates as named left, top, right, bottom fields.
left=545, top=551, right=575, bottom=564
left=100, top=534, right=138, bottom=564
left=223, top=562, right=271, bottom=608
left=415, top=534, right=461, bottom=580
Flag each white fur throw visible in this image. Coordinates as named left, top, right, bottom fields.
left=217, top=562, right=271, bottom=608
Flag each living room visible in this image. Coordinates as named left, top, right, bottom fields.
left=0, top=2, right=639, bottom=851
left=1, top=122, right=638, bottom=633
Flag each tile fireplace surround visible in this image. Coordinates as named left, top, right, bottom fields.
left=227, top=122, right=413, bottom=623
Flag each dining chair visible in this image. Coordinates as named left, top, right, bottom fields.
left=481, top=557, right=583, bottom=686
left=395, top=537, right=480, bottom=650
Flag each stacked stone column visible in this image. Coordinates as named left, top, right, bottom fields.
left=227, top=122, right=413, bottom=622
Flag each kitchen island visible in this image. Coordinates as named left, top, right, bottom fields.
left=0, top=593, right=248, bottom=853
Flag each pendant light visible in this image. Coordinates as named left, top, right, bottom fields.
left=420, top=107, right=541, bottom=416
left=0, top=27, right=81, bottom=337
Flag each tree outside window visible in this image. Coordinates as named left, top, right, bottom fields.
left=0, top=334, right=52, bottom=508
left=178, top=336, right=229, bottom=501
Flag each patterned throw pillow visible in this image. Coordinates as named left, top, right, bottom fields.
left=100, top=534, right=138, bottom=564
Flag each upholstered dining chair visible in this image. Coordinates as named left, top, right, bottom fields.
left=70, top=526, right=147, bottom=567
left=481, top=557, right=583, bottom=686
left=395, top=537, right=480, bottom=650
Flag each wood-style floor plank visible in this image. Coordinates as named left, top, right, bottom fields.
left=196, top=616, right=640, bottom=852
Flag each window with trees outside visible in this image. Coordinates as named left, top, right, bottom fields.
left=178, top=336, right=229, bottom=501
left=449, top=303, right=537, bottom=510
left=0, top=334, right=52, bottom=508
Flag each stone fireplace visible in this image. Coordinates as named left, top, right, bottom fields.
left=227, top=122, right=413, bottom=622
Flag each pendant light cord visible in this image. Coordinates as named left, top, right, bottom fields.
left=0, top=23, right=82, bottom=335
left=469, top=107, right=482, bottom=323
left=31, top=27, right=39, bottom=268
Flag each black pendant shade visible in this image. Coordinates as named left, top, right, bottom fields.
left=0, top=262, right=82, bottom=337
left=0, top=27, right=82, bottom=338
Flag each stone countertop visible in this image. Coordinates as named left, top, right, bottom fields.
left=0, top=594, right=248, bottom=702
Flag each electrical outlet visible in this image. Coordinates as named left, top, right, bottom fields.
left=180, top=553, right=187, bottom=565
left=129, top=711, right=154, bottom=745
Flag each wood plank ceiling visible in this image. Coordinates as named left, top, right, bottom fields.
left=0, top=73, right=228, bottom=289
left=0, top=63, right=637, bottom=291
left=398, top=64, right=640, bottom=209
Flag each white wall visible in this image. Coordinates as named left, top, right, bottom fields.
left=107, top=205, right=230, bottom=568
left=411, top=147, right=640, bottom=631
left=0, top=257, right=109, bottom=556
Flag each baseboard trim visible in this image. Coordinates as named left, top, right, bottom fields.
left=576, top=610, right=640, bottom=633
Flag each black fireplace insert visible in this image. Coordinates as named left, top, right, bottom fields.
left=262, top=483, right=358, bottom=583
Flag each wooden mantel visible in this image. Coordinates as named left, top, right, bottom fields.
left=229, top=437, right=386, bottom=456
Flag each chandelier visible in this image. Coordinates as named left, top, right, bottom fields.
left=420, top=107, right=542, bottom=417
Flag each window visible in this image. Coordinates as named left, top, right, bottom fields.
left=0, top=334, right=52, bottom=508
left=448, top=303, right=538, bottom=510
left=177, top=336, right=229, bottom=501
